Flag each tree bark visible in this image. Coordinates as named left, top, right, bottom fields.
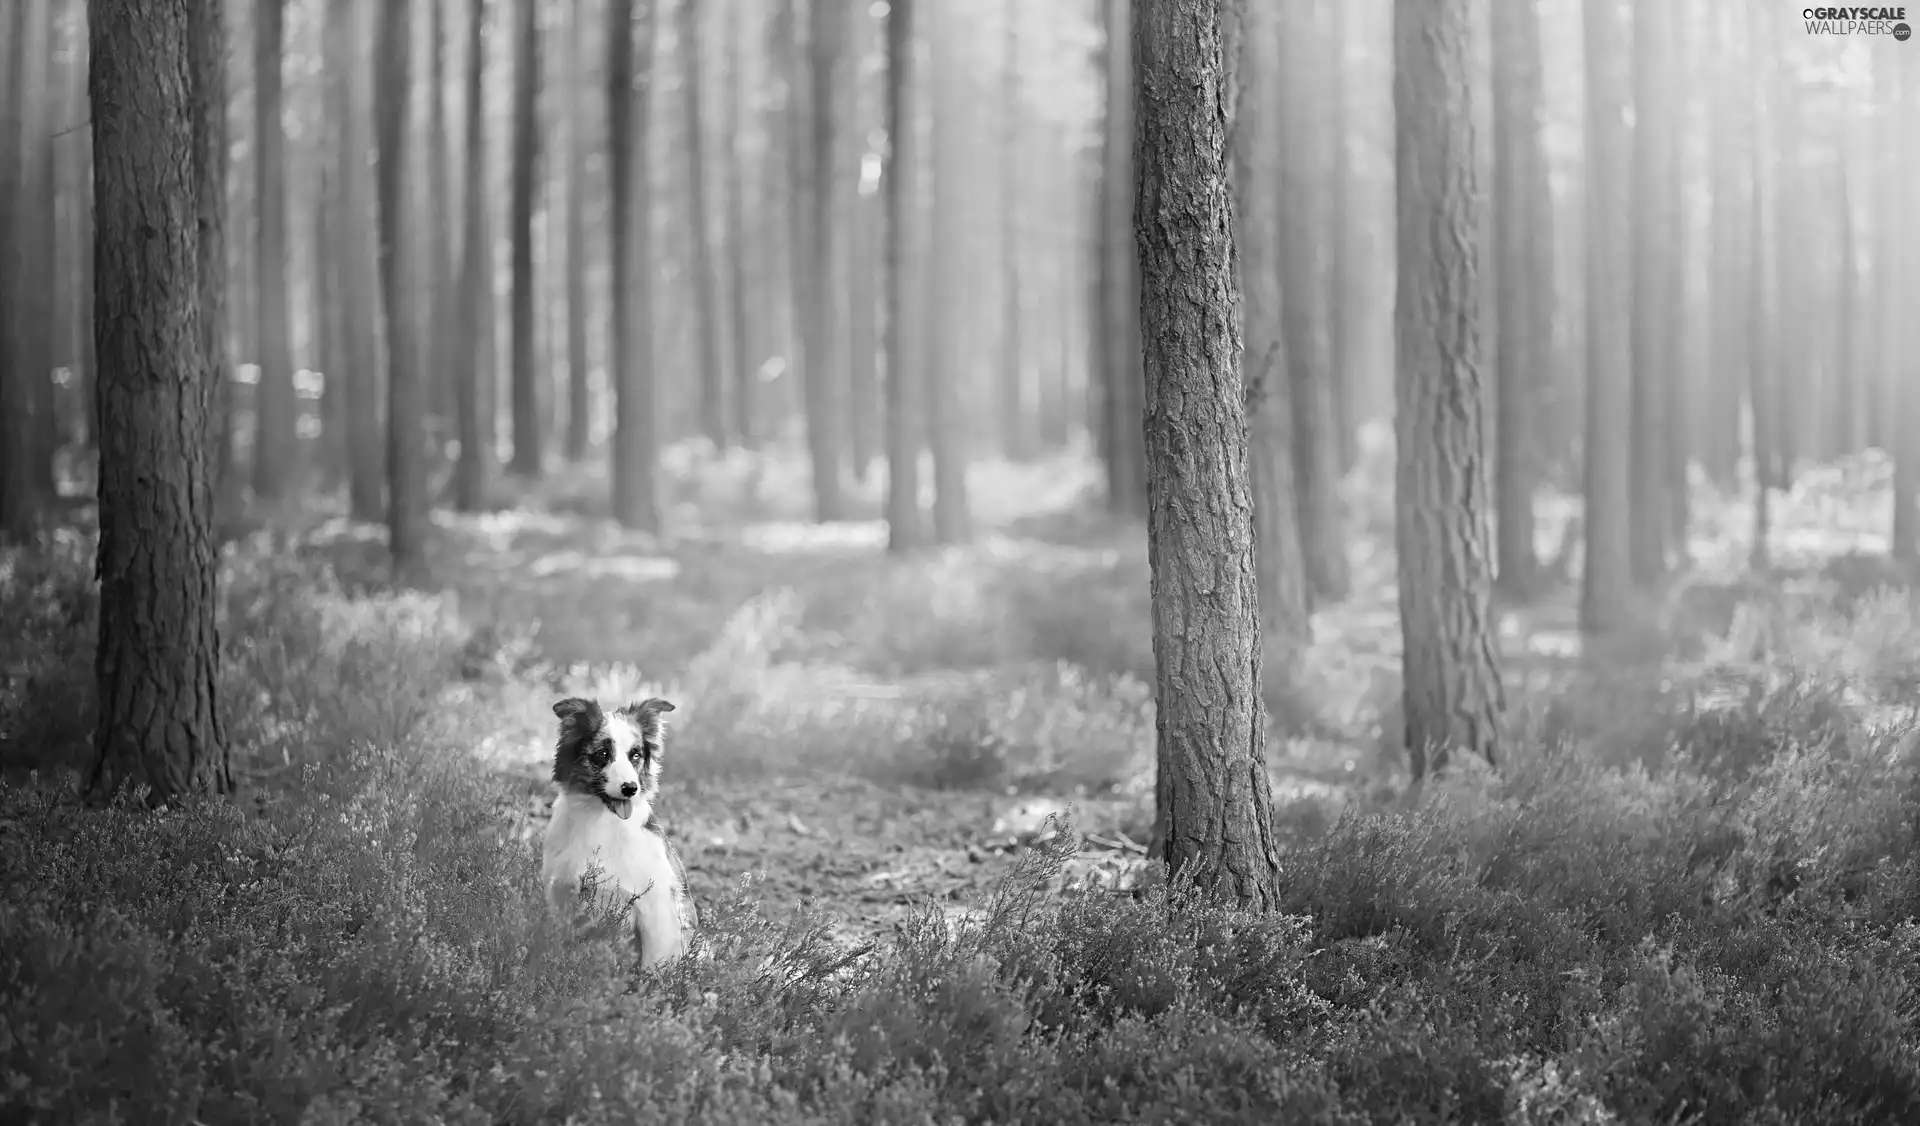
left=1490, top=0, right=1550, bottom=602
left=507, top=0, right=543, bottom=476
left=609, top=0, right=662, bottom=531
left=925, top=0, right=970, bottom=544
left=1, top=0, right=43, bottom=539
left=1278, top=0, right=1347, bottom=606
left=722, top=0, right=755, bottom=446
left=800, top=0, right=848, bottom=521
left=88, top=0, right=230, bottom=804
left=997, top=0, right=1029, bottom=462
left=1100, top=0, right=1147, bottom=519
left=250, top=0, right=297, bottom=502
left=334, top=0, right=384, bottom=520
left=682, top=0, right=727, bottom=448
left=426, top=0, right=454, bottom=454
left=1394, top=0, right=1505, bottom=782
left=564, top=0, right=591, bottom=461
left=1134, top=0, right=1283, bottom=910
left=845, top=16, right=878, bottom=484
left=1579, top=0, right=1634, bottom=634
left=452, top=0, right=494, bottom=511
left=883, top=0, right=923, bottom=552
left=1627, top=0, right=1672, bottom=586
left=1225, top=0, right=1308, bottom=669
left=378, top=0, right=426, bottom=570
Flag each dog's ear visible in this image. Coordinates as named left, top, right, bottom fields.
left=622, top=697, right=676, bottom=735
left=552, top=697, right=602, bottom=725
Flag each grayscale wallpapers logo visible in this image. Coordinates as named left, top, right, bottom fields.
left=1803, top=6, right=1911, bottom=37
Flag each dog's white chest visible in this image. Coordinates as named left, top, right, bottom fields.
left=542, top=796, right=688, bottom=967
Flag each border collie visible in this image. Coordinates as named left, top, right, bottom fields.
left=542, top=696, right=696, bottom=968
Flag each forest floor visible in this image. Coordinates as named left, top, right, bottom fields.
left=6, top=431, right=1920, bottom=1123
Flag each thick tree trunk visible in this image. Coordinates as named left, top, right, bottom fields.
left=194, top=0, right=227, bottom=518
left=1134, top=0, right=1283, bottom=910
left=88, top=0, right=230, bottom=803
left=925, top=0, right=970, bottom=544
left=565, top=0, right=591, bottom=461
left=884, top=0, right=922, bottom=552
left=1394, top=0, right=1505, bottom=782
left=1100, top=0, right=1147, bottom=519
left=378, top=0, right=426, bottom=570
left=1278, top=0, right=1347, bottom=606
left=1579, top=0, right=1634, bottom=634
left=1225, top=0, right=1308, bottom=670
left=508, top=0, right=543, bottom=476
left=683, top=0, right=727, bottom=447
left=609, top=0, right=662, bottom=531
left=452, top=0, right=494, bottom=511
left=1490, top=0, right=1551, bottom=602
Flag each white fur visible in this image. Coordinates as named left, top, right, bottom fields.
left=542, top=792, right=688, bottom=968
left=598, top=712, right=646, bottom=801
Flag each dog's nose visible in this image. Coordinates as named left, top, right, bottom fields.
left=621, top=782, right=639, bottom=798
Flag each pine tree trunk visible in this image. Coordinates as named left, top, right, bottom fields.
left=88, top=0, right=230, bottom=803
left=1580, top=0, right=1634, bottom=633
left=378, top=0, right=426, bottom=569
left=251, top=0, right=298, bottom=501
left=801, top=0, right=848, bottom=521
left=508, top=0, right=543, bottom=476
left=845, top=17, right=877, bottom=484
left=1100, top=0, right=1146, bottom=519
left=564, top=0, right=591, bottom=461
left=1890, top=54, right=1917, bottom=561
left=1134, top=0, right=1282, bottom=910
left=1394, top=0, right=1505, bottom=782
left=333, top=0, right=384, bottom=521
left=723, top=0, right=755, bottom=447
left=997, top=0, right=1028, bottom=462
left=883, top=0, right=922, bottom=552
left=452, top=0, right=494, bottom=511
left=925, top=0, right=970, bottom=544
left=682, top=0, right=727, bottom=447
left=609, top=0, right=662, bottom=531
left=1627, top=0, right=1672, bottom=586
left=427, top=0, right=455, bottom=455
left=1, top=0, right=42, bottom=538
left=1225, top=0, right=1308, bottom=669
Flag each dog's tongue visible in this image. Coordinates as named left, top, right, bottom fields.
left=609, top=798, right=634, bottom=820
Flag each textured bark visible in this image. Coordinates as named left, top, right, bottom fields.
left=378, top=0, right=425, bottom=569
left=1627, top=0, right=1672, bottom=586
left=334, top=0, right=383, bottom=520
left=1134, top=0, right=1283, bottom=910
left=1579, top=0, right=1633, bottom=635
left=192, top=0, right=226, bottom=511
left=88, top=0, right=230, bottom=803
left=683, top=0, right=727, bottom=447
left=883, top=0, right=923, bottom=552
left=1393, top=0, right=1505, bottom=782
left=1490, top=0, right=1551, bottom=601
left=564, top=0, right=591, bottom=461
left=722, top=0, right=755, bottom=446
left=801, top=0, right=848, bottom=521
left=609, top=0, right=662, bottom=531
left=1225, top=0, right=1308, bottom=667
left=452, top=0, right=493, bottom=511
left=924, top=0, right=969, bottom=544
left=508, top=0, right=543, bottom=476
left=1100, top=0, right=1147, bottom=519
left=251, top=0, right=297, bottom=501
left=1277, top=0, right=1347, bottom=605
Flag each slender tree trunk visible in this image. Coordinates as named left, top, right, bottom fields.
left=0, top=2, right=38, bottom=539
left=682, top=0, right=727, bottom=447
left=1627, top=0, right=1672, bottom=586
left=845, top=15, right=877, bottom=484
left=997, top=0, right=1029, bottom=461
left=1889, top=55, right=1917, bottom=562
left=427, top=0, right=455, bottom=457
left=1703, top=2, right=1745, bottom=489
left=925, top=0, right=970, bottom=543
left=800, top=0, right=848, bottom=521
left=251, top=0, right=298, bottom=501
left=66, top=0, right=97, bottom=452
left=378, top=0, right=426, bottom=570
left=507, top=0, right=542, bottom=476
left=883, top=0, right=923, bottom=552
left=1134, top=0, right=1283, bottom=909
left=1100, top=0, right=1147, bottom=519
left=1832, top=152, right=1859, bottom=459
left=333, top=0, right=384, bottom=520
left=88, top=0, right=230, bottom=803
left=1226, top=0, right=1308, bottom=671
left=1394, top=0, right=1505, bottom=782
left=722, top=0, right=755, bottom=447
left=1580, top=0, right=1634, bottom=633
left=1278, top=0, right=1347, bottom=605
left=1662, top=0, right=1691, bottom=562
left=23, top=0, right=58, bottom=496
left=1328, top=0, right=1359, bottom=476
left=1750, top=7, right=1778, bottom=569
left=453, top=0, right=494, bottom=511
left=564, top=0, right=591, bottom=461
left=609, top=0, right=662, bottom=531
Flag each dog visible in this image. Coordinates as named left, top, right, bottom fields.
left=541, top=696, right=696, bottom=968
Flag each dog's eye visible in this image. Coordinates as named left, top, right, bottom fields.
left=628, top=749, right=641, bottom=763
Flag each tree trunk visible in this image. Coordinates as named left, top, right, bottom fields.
left=194, top=0, right=228, bottom=521
left=997, top=0, right=1028, bottom=462
left=609, top=0, right=662, bottom=531
left=1662, top=0, right=1691, bottom=563
left=317, top=151, right=347, bottom=487
left=1627, top=0, right=1672, bottom=586
left=1703, top=3, right=1746, bottom=489
left=564, top=0, right=591, bottom=461
left=884, top=0, right=922, bottom=552
left=845, top=15, right=878, bottom=484
left=1579, top=0, right=1634, bottom=635
left=1100, top=0, right=1146, bottom=519
left=378, top=0, right=426, bottom=570
left=682, top=0, right=726, bottom=447
left=452, top=0, right=494, bottom=511
left=23, top=0, right=59, bottom=497
left=1890, top=54, right=1917, bottom=562
left=427, top=0, right=455, bottom=457
left=334, top=0, right=384, bottom=520
left=1490, top=0, right=1550, bottom=602
left=87, top=0, right=230, bottom=803
left=799, top=0, right=848, bottom=521
left=925, top=0, right=970, bottom=544
left=1327, top=0, right=1359, bottom=476
left=507, top=0, right=542, bottom=476
left=0, top=2, right=36, bottom=540
left=1394, top=0, right=1505, bottom=783
left=1278, top=0, right=1347, bottom=606
left=1749, top=7, right=1779, bottom=570
left=722, top=0, right=755, bottom=447
left=65, top=0, right=97, bottom=452
left=1134, top=0, right=1283, bottom=910
left=251, top=0, right=298, bottom=501
left=1225, top=0, right=1308, bottom=671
